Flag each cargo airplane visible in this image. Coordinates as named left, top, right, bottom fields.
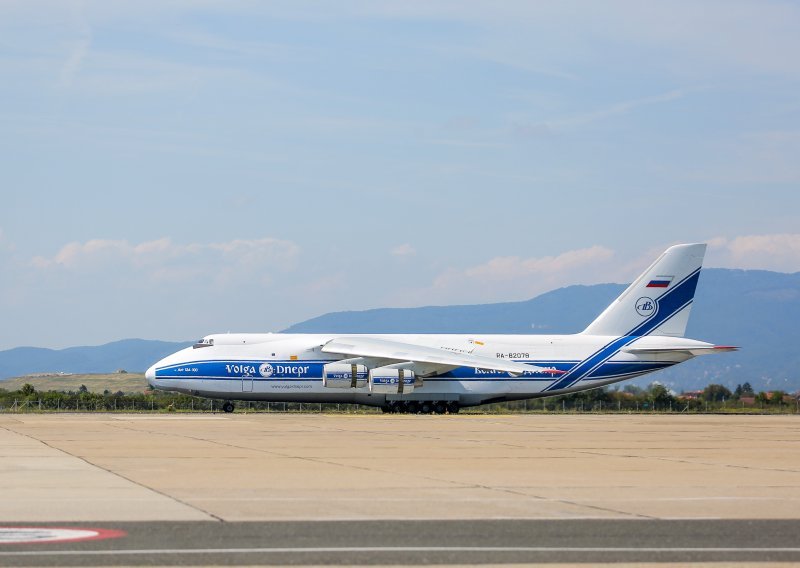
left=146, top=243, right=736, bottom=413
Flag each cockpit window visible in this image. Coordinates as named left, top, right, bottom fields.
left=193, top=337, right=214, bottom=349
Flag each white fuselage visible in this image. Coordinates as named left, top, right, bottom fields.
left=147, top=332, right=704, bottom=407
left=146, top=244, right=732, bottom=409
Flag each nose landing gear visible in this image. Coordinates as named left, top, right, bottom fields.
left=221, top=401, right=235, bottom=413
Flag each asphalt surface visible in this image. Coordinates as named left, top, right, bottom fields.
left=1, top=519, right=799, bottom=566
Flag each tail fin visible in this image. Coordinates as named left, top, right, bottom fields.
left=582, top=243, right=707, bottom=338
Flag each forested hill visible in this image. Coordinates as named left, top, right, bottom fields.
left=0, top=339, right=190, bottom=380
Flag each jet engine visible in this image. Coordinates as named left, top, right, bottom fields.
left=322, top=363, right=368, bottom=388
left=368, top=368, right=416, bottom=394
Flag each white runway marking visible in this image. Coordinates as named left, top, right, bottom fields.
left=0, top=529, right=98, bottom=545
left=0, top=528, right=123, bottom=545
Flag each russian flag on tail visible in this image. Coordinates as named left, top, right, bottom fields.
left=647, top=275, right=673, bottom=288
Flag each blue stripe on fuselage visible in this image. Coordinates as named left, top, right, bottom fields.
left=154, top=359, right=673, bottom=384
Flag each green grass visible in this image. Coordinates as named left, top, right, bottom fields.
left=0, top=373, right=147, bottom=394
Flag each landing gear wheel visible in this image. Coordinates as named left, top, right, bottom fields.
left=391, top=401, right=407, bottom=414
left=420, top=402, right=433, bottom=414
left=406, top=401, right=420, bottom=414
left=222, top=401, right=235, bottom=413
left=433, top=401, right=447, bottom=414
left=381, top=404, right=393, bottom=413
left=446, top=401, right=460, bottom=414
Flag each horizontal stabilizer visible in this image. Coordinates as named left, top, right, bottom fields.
left=322, top=337, right=564, bottom=375
left=623, top=345, right=739, bottom=357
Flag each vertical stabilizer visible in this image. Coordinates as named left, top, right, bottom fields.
left=582, top=243, right=706, bottom=337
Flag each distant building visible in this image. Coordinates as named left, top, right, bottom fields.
left=678, top=390, right=704, bottom=400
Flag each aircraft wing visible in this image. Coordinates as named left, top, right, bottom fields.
left=321, top=336, right=563, bottom=375
left=623, top=345, right=738, bottom=356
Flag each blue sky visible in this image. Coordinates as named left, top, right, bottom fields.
left=2, top=1, right=800, bottom=349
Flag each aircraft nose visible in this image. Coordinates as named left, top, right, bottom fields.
left=145, top=364, right=157, bottom=387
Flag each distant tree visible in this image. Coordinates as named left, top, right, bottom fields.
left=78, top=384, right=88, bottom=394
left=703, top=384, right=732, bottom=402
left=649, top=383, right=676, bottom=409
left=734, top=384, right=743, bottom=397
left=20, top=383, right=36, bottom=396
left=624, top=384, right=644, bottom=396
left=770, top=391, right=786, bottom=406
left=558, top=387, right=612, bottom=411
left=742, top=382, right=754, bottom=395
left=755, top=391, right=770, bottom=405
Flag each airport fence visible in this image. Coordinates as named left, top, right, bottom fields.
left=0, top=393, right=379, bottom=414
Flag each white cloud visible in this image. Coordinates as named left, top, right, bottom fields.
left=419, top=245, right=616, bottom=305
left=0, top=235, right=309, bottom=349
left=390, top=243, right=416, bottom=257
left=31, top=237, right=300, bottom=286
left=708, top=234, right=800, bottom=272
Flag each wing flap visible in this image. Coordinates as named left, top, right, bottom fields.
left=322, top=337, right=563, bottom=375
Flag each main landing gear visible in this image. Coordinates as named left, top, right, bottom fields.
left=381, top=401, right=459, bottom=414
left=221, top=401, right=235, bottom=413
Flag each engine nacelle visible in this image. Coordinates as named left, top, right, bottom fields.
left=369, top=368, right=416, bottom=394
left=322, top=363, right=368, bottom=389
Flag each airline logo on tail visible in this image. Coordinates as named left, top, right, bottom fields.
left=635, top=297, right=656, bottom=317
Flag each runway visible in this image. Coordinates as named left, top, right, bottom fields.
left=1, top=413, right=798, bottom=565
left=1, top=519, right=800, bottom=566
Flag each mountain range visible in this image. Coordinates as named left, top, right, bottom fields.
left=0, top=339, right=191, bottom=382
left=2, top=268, right=798, bottom=392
